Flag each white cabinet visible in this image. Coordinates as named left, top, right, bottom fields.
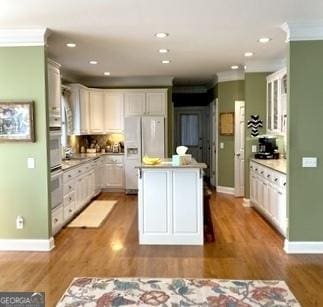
left=47, top=59, right=61, bottom=128
left=102, top=155, right=124, bottom=189
left=104, top=92, right=124, bottom=132
left=146, top=92, right=167, bottom=116
left=124, top=92, right=146, bottom=117
left=250, top=161, right=287, bottom=236
left=71, top=84, right=90, bottom=134
left=89, top=90, right=104, bottom=133
left=125, top=90, right=167, bottom=117
left=138, top=168, right=203, bottom=245
left=267, top=68, right=287, bottom=134
left=52, top=204, right=64, bottom=236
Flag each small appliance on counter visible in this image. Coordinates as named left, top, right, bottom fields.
left=255, top=136, right=280, bottom=159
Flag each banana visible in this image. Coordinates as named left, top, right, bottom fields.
left=143, top=155, right=161, bottom=165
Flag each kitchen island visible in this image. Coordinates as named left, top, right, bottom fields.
left=136, top=159, right=207, bottom=245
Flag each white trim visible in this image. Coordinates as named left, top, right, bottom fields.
left=216, top=186, right=234, bottom=195
left=242, top=198, right=251, bottom=207
left=245, top=60, right=284, bottom=73
left=281, top=22, right=323, bottom=42
left=284, top=239, right=323, bottom=254
left=0, top=237, right=55, bottom=251
left=0, top=28, right=48, bottom=47
left=217, top=70, right=245, bottom=83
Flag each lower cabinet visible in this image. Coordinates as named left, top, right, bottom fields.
left=250, top=161, right=287, bottom=236
left=138, top=168, right=203, bottom=245
left=102, top=155, right=124, bottom=189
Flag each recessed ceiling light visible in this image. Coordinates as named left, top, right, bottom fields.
left=258, top=37, right=271, bottom=43
left=66, top=43, right=76, bottom=48
left=159, top=48, right=169, bottom=53
left=104, top=72, right=110, bottom=76
left=89, top=60, right=98, bottom=65
left=161, top=60, right=171, bottom=64
left=231, top=65, right=239, bottom=70
left=244, top=52, right=254, bottom=57
left=155, top=32, right=169, bottom=38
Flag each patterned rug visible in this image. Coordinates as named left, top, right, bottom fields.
left=56, top=277, right=300, bottom=306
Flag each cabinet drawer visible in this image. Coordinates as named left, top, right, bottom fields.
left=64, top=191, right=76, bottom=207
left=64, top=202, right=75, bottom=222
left=52, top=205, right=64, bottom=235
left=63, top=169, right=78, bottom=182
left=103, top=155, right=124, bottom=164
left=63, top=180, right=76, bottom=195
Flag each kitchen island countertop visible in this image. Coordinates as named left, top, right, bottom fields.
left=136, top=158, right=207, bottom=169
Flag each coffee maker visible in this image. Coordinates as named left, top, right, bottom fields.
left=255, top=136, right=279, bottom=159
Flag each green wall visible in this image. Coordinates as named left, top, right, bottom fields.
left=217, top=80, right=245, bottom=187
left=0, top=47, right=50, bottom=239
left=244, top=73, right=268, bottom=197
left=287, top=40, right=323, bottom=241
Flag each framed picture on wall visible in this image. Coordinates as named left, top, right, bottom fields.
left=0, top=101, right=35, bottom=142
left=219, top=112, right=234, bottom=136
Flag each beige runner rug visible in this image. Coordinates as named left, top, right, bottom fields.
left=68, top=200, right=117, bottom=228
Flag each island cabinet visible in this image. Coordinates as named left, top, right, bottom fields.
left=137, top=160, right=206, bottom=245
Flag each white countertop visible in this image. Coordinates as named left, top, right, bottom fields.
left=251, top=158, right=287, bottom=174
left=62, top=152, right=124, bottom=171
left=136, top=158, right=207, bottom=169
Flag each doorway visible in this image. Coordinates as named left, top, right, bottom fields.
left=174, top=106, right=211, bottom=177
left=234, top=100, right=245, bottom=197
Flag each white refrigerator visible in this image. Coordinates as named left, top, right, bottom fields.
left=124, top=116, right=165, bottom=193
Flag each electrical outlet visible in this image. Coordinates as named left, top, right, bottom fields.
left=220, top=142, right=224, bottom=149
left=252, top=145, right=257, bottom=153
left=16, top=216, right=24, bottom=229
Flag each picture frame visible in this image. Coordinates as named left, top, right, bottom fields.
left=219, top=112, right=234, bottom=136
left=0, top=101, right=35, bottom=142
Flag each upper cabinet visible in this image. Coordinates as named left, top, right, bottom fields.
left=104, top=92, right=124, bottom=132
left=70, top=86, right=167, bottom=135
left=47, top=59, right=61, bottom=128
left=125, top=90, right=168, bottom=117
left=267, top=68, right=287, bottom=134
left=89, top=90, right=104, bottom=133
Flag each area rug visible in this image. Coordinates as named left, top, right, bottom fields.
left=56, top=277, right=300, bottom=306
left=67, top=200, right=116, bottom=228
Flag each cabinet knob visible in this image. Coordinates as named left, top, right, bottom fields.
left=250, top=166, right=253, bottom=169
left=261, top=171, right=264, bottom=174
left=274, top=178, right=278, bottom=182
left=69, top=209, right=72, bottom=213
left=54, top=218, right=58, bottom=223
left=69, top=197, right=72, bottom=201
left=255, top=168, right=258, bottom=171
left=68, top=175, right=72, bottom=178
left=283, top=182, right=286, bottom=186
left=267, top=174, right=270, bottom=178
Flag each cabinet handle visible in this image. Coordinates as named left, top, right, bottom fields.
left=54, top=218, right=58, bottom=223
left=52, top=107, right=57, bottom=110
left=69, top=197, right=72, bottom=201
left=255, top=168, right=258, bottom=171
left=283, top=182, right=286, bottom=186
left=68, top=175, right=72, bottom=178
left=261, top=171, right=264, bottom=174
left=54, top=118, right=58, bottom=121
left=274, top=178, right=278, bottom=182
left=267, top=174, right=270, bottom=178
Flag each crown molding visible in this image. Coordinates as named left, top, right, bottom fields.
left=245, top=59, right=284, bottom=73
left=281, top=22, right=323, bottom=42
left=0, top=28, right=49, bottom=47
left=216, top=70, right=245, bottom=83
left=80, top=76, right=174, bottom=87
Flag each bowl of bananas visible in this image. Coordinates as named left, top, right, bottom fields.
left=142, top=155, right=161, bottom=165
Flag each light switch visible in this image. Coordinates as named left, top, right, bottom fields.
left=27, top=158, right=35, bottom=169
left=220, top=142, right=224, bottom=149
left=302, top=157, right=317, bottom=168
left=252, top=145, right=257, bottom=153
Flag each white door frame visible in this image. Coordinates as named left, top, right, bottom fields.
left=234, top=100, right=245, bottom=197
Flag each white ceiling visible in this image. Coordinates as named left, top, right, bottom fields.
left=1, top=0, right=323, bottom=86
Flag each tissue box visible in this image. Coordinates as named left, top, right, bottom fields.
left=172, top=154, right=192, bottom=166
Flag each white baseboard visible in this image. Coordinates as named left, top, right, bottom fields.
left=0, top=237, right=55, bottom=251
left=242, top=198, right=251, bottom=207
left=216, top=186, right=234, bottom=195
left=284, top=239, right=323, bottom=254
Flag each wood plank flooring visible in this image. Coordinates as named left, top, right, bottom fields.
left=0, top=192, right=323, bottom=306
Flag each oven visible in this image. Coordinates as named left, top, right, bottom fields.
left=51, top=169, right=63, bottom=209
left=50, top=130, right=62, bottom=170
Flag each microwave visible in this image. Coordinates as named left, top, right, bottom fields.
left=50, top=130, right=62, bottom=170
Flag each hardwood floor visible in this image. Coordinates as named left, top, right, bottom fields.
left=0, top=191, right=323, bottom=306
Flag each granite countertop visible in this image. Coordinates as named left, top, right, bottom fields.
left=62, top=152, right=124, bottom=171
left=251, top=158, right=287, bottom=174
left=136, top=158, right=207, bottom=169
